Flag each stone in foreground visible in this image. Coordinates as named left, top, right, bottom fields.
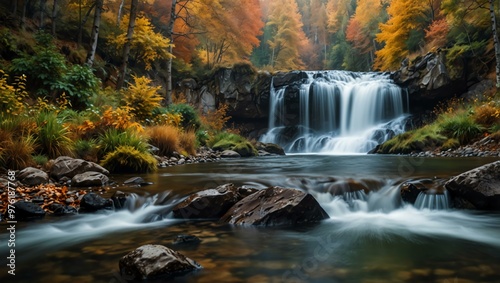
left=50, top=156, right=109, bottom=181
left=220, top=186, right=329, bottom=226
left=12, top=201, right=46, bottom=220
left=172, top=183, right=257, bottom=219
left=119, top=244, right=201, bottom=280
left=17, top=167, right=49, bottom=186
left=445, top=161, right=500, bottom=210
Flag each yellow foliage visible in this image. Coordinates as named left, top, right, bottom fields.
left=122, top=75, right=163, bottom=120
left=374, top=0, right=428, bottom=70
left=110, top=15, right=174, bottom=70
left=0, top=70, right=28, bottom=116
left=153, top=112, right=183, bottom=128
left=100, top=106, right=143, bottom=132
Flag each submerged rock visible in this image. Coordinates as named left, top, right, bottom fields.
left=220, top=186, right=329, bottom=226
left=220, top=150, right=241, bottom=158
left=12, top=201, right=46, bottom=220
left=445, top=161, right=500, bottom=210
left=172, top=184, right=257, bottom=219
left=119, top=244, right=201, bottom=280
left=79, top=192, right=113, bottom=212
left=172, top=234, right=202, bottom=246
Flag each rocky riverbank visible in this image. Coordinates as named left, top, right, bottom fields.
left=407, top=136, right=500, bottom=158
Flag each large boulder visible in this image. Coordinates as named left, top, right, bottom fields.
left=220, top=186, right=329, bottom=226
left=445, top=161, right=500, bottom=210
left=17, top=167, right=49, bottom=186
left=119, top=244, right=201, bottom=280
left=71, top=171, right=110, bottom=187
left=172, top=184, right=257, bottom=219
left=50, top=156, right=109, bottom=181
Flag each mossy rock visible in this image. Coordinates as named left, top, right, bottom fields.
left=101, top=146, right=157, bottom=173
left=263, top=143, right=285, bottom=155
left=212, top=140, right=238, bottom=151
left=233, top=142, right=258, bottom=157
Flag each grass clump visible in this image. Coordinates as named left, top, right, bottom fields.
left=100, top=146, right=157, bottom=173
left=97, top=129, right=148, bottom=158
left=378, top=124, right=447, bottom=154
left=438, top=113, right=483, bottom=145
left=208, top=132, right=257, bottom=156
left=146, top=125, right=180, bottom=156
left=179, top=130, right=197, bottom=156
left=35, top=111, right=74, bottom=158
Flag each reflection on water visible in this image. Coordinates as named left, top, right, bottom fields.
left=1, top=155, right=500, bottom=283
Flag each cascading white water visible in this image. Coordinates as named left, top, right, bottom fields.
left=260, top=71, right=409, bottom=153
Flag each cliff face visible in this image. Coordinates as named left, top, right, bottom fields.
left=177, top=53, right=489, bottom=135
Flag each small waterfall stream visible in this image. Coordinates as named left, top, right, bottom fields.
left=260, top=71, right=409, bottom=153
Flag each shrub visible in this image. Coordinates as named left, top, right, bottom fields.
left=179, top=130, right=197, bottom=156
left=101, top=146, right=157, bottom=173
left=35, top=111, right=74, bottom=158
left=439, top=114, right=483, bottom=144
left=57, top=64, right=100, bottom=110
left=200, top=103, right=231, bottom=131
left=0, top=132, right=35, bottom=170
left=0, top=70, right=28, bottom=116
left=196, top=129, right=209, bottom=146
left=167, top=103, right=200, bottom=130
left=97, top=129, right=148, bottom=158
left=146, top=125, right=179, bottom=156
left=473, top=104, right=500, bottom=127
left=121, top=76, right=163, bottom=121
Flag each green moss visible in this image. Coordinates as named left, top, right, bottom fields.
left=441, top=138, right=460, bottom=150
left=378, top=124, right=447, bottom=154
left=208, top=132, right=246, bottom=148
left=233, top=141, right=258, bottom=157
left=212, top=140, right=238, bottom=151
left=100, top=146, right=157, bottom=173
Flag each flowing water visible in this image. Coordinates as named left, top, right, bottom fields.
left=260, top=71, right=408, bottom=153
left=1, top=155, right=500, bottom=283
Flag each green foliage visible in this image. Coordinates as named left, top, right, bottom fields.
left=441, top=138, right=460, bottom=150
left=58, top=65, right=100, bottom=109
left=35, top=111, right=74, bottom=158
left=0, top=28, right=17, bottom=58
left=0, top=70, right=28, bottom=116
left=100, top=146, right=157, bottom=173
left=32, top=154, right=49, bottom=166
left=75, top=139, right=98, bottom=161
left=97, top=129, right=148, bottom=159
left=167, top=103, right=201, bottom=130
left=196, top=130, right=209, bottom=146
left=439, top=113, right=483, bottom=145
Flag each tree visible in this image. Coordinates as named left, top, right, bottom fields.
left=489, top=0, right=500, bottom=87
left=266, top=0, right=308, bottom=70
left=116, top=0, right=138, bottom=90
left=374, top=0, right=428, bottom=70
left=85, top=0, right=103, bottom=66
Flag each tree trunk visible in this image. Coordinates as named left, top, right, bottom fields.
left=117, top=0, right=124, bottom=26
left=78, top=3, right=95, bottom=47
left=165, top=0, right=177, bottom=105
left=12, top=0, right=18, bottom=15
left=116, top=0, right=138, bottom=90
left=490, top=0, right=500, bottom=87
left=86, top=0, right=103, bottom=67
left=21, top=0, right=28, bottom=30
left=39, top=0, right=46, bottom=29
left=51, top=0, right=57, bottom=36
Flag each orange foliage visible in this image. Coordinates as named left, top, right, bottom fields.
left=346, top=18, right=372, bottom=54
left=425, top=19, right=450, bottom=50
left=146, top=125, right=180, bottom=156
left=200, top=103, right=231, bottom=131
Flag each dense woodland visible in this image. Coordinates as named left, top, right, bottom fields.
left=0, top=0, right=500, bottom=172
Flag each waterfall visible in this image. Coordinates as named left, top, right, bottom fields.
left=260, top=71, right=409, bottom=153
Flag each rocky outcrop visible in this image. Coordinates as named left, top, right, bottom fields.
left=172, top=184, right=257, bottom=219
left=17, top=167, right=49, bottom=186
left=49, top=156, right=109, bottom=181
left=220, top=186, right=329, bottom=226
left=392, top=52, right=469, bottom=115
left=71, top=171, right=110, bottom=187
left=119, top=244, right=201, bottom=280
left=445, top=161, right=500, bottom=210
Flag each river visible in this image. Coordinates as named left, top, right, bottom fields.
left=1, top=155, right=500, bottom=282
